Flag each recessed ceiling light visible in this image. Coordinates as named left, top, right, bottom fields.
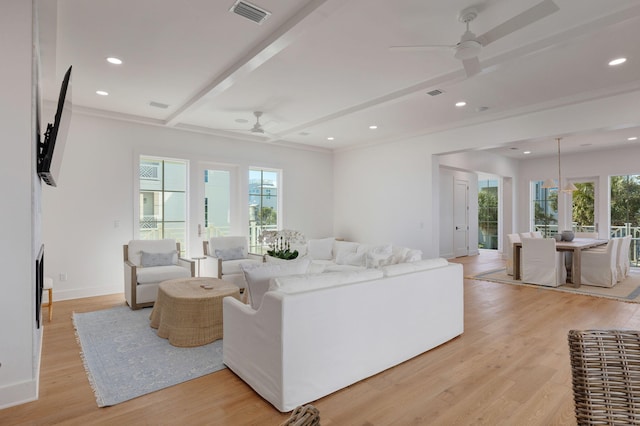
left=369, top=125, right=378, bottom=130
left=523, top=151, right=531, bottom=155
left=455, top=101, right=467, bottom=107
left=628, top=137, right=638, bottom=141
left=96, top=90, right=109, bottom=96
left=327, top=137, right=335, bottom=141
left=106, top=57, right=122, bottom=65
left=609, top=57, right=626, bottom=66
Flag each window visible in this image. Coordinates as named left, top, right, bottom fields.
left=531, top=180, right=557, bottom=237
left=610, top=174, right=640, bottom=267
left=249, top=168, right=280, bottom=253
left=478, top=178, right=498, bottom=249
left=139, top=157, right=187, bottom=253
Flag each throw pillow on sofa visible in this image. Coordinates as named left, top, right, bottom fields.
left=335, top=250, right=365, bottom=267
left=307, top=237, right=335, bottom=260
left=241, top=259, right=311, bottom=309
left=358, top=244, right=393, bottom=268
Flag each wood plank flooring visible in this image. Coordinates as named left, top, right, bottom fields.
left=2, top=250, right=639, bottom=425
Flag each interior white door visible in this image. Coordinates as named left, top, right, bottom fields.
left=454, top=179, right=469, bottom=257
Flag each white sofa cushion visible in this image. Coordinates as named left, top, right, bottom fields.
left=127, top=239, right=177, bottom=267
left=241, top=259, right=311, bottom=309
left=359, top=244, right=393, bottom=268
left=307, top=238, right=335, bottom=260
left=404, top=249, right=423, bottom=262
left=136, top=265, right=191, bottom=284
left=270, top=269, right=384, bottom=294
left=335, top=250, right=365, bottom=267
left=381, top=258, right=449, bottom=277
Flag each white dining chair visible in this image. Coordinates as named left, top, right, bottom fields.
left=616, top=235, right=632, bottom=281
left=521, top=237, right=566, bottom=287
left=581, top=238, right=620, bottom=288
left=506, top=233, right=521, bottom=276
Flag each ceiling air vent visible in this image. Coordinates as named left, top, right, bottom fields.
left=229, top=0, right=271, bottom=25
left=427, top=89, right=444, bottom=96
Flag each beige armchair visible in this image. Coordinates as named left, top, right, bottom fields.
left=202, top=236, right=263, bottom=289
left=123, top=239, right=195, bottom=310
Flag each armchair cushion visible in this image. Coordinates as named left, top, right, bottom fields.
left=140, top=250, right=177, bottom=267
left=135, top=265, right=192, bottom=284
left=214, top=246, right=246, bottom=261
left=221, top=258, right=262, bottom=275
left=128, top=239, right=179, bottom=267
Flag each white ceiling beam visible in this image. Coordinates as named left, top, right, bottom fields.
left=164, top=0, right=340, bottom=127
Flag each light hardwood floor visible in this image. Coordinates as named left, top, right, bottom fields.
left=3, top=250, right=640, bottom=425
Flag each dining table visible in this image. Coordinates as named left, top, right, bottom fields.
left=513, top=237, right=608, bottom=288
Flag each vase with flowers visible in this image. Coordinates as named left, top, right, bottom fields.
left=261, top=229, right=306, bottom=260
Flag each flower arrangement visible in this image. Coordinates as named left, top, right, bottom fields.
left=261, top=229, right=306, bottom=260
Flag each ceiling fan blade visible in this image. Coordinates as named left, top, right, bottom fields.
left=389, top=44, right=453, bottom=52
left=476, top=0, right=559, bottom=46
left=462, top=57, right=481, bottom=77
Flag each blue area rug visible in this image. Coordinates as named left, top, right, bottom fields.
left=73, top=305, right=225, bottom=407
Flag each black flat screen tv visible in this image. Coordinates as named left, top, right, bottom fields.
left=38, top=65, right=72, bottom=187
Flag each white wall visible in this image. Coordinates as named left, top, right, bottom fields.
left=0, top=0, right=41, bottom=409
left=333, top=139, right=433, bottom=253
left=42, top=113, right=334, bottom=301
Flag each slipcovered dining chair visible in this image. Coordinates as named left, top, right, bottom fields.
left=506, top=233, right=521, bottom=276
left=616, top=235, right=632, bottom=282
left=581, top=238, right=619, bottom=288
left=521, top=237, right=566, bottom=287
left=568, top=329, right=640, bottom=424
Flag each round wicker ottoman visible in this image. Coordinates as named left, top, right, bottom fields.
left=149, top=277, right=240, bottom=347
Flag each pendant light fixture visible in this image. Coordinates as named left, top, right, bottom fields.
left=541, top=137, right=577, bottom=193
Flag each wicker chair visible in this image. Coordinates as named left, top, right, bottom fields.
left=568, top=330, right=640, bottom=425
left=280, top=404, right=320, bottom=426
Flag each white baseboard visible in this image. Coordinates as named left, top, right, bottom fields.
left=0, top=378, right=38, bottom=410
left=54, top=285, right=123, bottom=302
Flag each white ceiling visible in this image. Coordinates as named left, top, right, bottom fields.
left=38, top=0, right=640, bottom=156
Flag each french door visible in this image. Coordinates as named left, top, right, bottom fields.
left=196, top=163, right=239, bottom=246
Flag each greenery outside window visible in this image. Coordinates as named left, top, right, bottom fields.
left=478, top=178, right=498, bottom=249
left=611, top=175, right=640, bottom=267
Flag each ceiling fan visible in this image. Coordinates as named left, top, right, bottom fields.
left=220, top=111, right=277, bottom=137
left=390, top=0, right=559, bottom=77
left=248, top=111, right=267, bottom=134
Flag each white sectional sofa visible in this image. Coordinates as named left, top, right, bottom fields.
left=223, top=257, right=463, bottom=412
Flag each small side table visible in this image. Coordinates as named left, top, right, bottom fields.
left=192, top=256, right=206, bottom=277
